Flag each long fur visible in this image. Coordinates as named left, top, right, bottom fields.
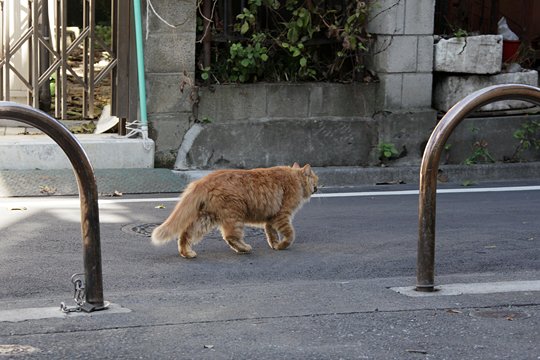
left=151, top=184, right=204, bottom=245
left=151, top=164, right=318, bottom=258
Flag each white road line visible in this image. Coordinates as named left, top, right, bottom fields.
left=391, top=280, right=540, bottom=297
left=1, top=185, right=539, bottom=208
left=314, top=185, right=540, bottom=198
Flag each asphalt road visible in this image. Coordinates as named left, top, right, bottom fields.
left=0, top=183, right=539, bottom=359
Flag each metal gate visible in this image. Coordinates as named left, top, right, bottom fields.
left=0, top=0, right=135, bottom=126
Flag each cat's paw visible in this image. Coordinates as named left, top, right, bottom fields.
left=180, top=249, right=197, bottom=258
left=229, top=241, right=252, bottom=253
left=235, top=243, right=252, bottom=253
left=267, top=240, right=279, bottom=249
left=274, top=241, right=291, bottom=250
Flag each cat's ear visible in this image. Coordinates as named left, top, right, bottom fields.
left=292, top=162, right=301, bottom=169
left=302, top=164, right=312, bottom=175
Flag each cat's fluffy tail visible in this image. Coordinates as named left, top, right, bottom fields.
left=151, top=184, right=203, bottom=245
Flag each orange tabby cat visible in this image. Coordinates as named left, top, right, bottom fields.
left=151, top=163, right=318, bottom=258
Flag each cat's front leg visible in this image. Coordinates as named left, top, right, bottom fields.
left=271, top=216, right=295, bottom=250
left=264, top=223, right=279, bottom=249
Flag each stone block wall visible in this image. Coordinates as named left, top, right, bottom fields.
left=140, top=0, right=441, bottom=169
left=197, top=83, right=378, bottom=124
left=367, top=0, right=436, bottom=110
left=176, top=83, right=438, bottom=169
left=179, top=83, right=383, bottom=169
left=143, top=0, right=197, bottom=167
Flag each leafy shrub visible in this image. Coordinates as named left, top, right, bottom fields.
left=196, top=0, right=373, bottom=83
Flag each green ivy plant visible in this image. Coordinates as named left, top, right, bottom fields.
left=196, top=0, right=373, bottom=83
left=227, top=34, right=269, bottom=82
left=511, top=119, right=540, bottom=161
left=378, top=142, right=399, bottom=163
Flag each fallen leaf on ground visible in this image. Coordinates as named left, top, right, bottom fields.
left=39, top=185, right=57, bottom=195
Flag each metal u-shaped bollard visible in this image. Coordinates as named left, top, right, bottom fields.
left=0, top=102, right=105, bottom=311
left=417, top=84, right=540, bottom=292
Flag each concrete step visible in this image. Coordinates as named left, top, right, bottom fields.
left=0, top=134, right=154, bottom=170
left=0, top=168, right=184, bottom=197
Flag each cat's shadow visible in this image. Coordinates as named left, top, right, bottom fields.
left=143, top=224, right=303, bottom=262
left=199, top=228, right=273, bottom=260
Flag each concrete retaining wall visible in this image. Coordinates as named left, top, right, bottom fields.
left=142, top=0, right=539, bottom=171
left=142, top=0, right=440, bottom=169
left=433, top=70, right=539, bottom=112
left=197, top=83, right=378, bottom=123
left=443, top=114, right=540, bottom=164
left=178, top=118, right=376, bottom=169
left=175, top=83, right=438, bottom=169
left=177, top=82, right=540, bottom=169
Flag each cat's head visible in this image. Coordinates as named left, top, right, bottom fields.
left=292, top=162, right=318, bottom=197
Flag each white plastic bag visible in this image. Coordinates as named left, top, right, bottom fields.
left=497, top=17, right=519, bottom=41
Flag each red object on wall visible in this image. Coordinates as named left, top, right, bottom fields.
left=435, top=0, right=539, bottom=64
left=435, top=0, right=539, bottom=42
left=502, top=40, right=521, bottom=63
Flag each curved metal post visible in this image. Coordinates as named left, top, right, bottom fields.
left=0, top=102, right=104, bottom=310
left=417, top=84, right=540, bottom=292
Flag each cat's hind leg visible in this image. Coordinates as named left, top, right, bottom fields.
left=264, top=223, right=279, bottom=249
left=220, top=221, right=252, bottom=254
left=177, top=217, right=213, bottom=258
left=178, top=230, right=197, bottom=258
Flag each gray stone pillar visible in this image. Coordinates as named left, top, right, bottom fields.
left=368, top=0, right=435, bottom=109
left=144, top=0, right=197, bottom=167
left=365, top=0, right=438, bottom=164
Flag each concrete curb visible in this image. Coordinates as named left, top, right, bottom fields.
left=0, top=162, right=538, bottom=197
left=314, top=162, right=540, bottom=187
left=174, top=162, right=540, bottom=188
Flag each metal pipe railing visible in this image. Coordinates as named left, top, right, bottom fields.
left=0, top=102, right=105, bottom=310
left=417, top=84, right=540, bottom=292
